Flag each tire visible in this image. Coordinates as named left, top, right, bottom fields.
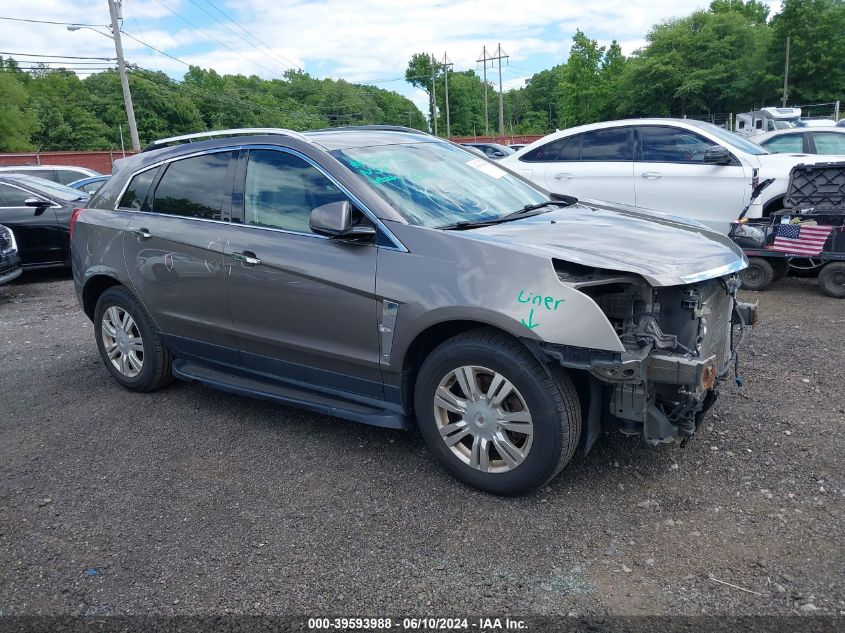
left=818, top=262, right=845, bottom=299
left=414, top=328, right=581, bottom=496
left=93, top=286, right=174, bottom=392
left=739, top=257, right=775, bottom=291
left=771, top=258, right=789, bottom=281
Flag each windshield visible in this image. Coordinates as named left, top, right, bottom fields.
left=687, top=120, right=771, bottom=155
left=773, top=120, right=797, bottom=130
left=331, top=141, right=549, bottom=227
left=7, top=175, right=88, bottom=202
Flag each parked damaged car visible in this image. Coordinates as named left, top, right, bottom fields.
left=0, top=224, right=22, bottom=284
left=71, top=127, right=757, bottom=495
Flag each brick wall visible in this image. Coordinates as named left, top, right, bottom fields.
left=0, top=151, right=138, bottom=174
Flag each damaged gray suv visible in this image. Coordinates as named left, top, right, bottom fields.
left=71, top=127, right=756, bottom=495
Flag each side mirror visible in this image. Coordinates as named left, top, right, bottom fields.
left=703, top=145, right=732, bottom=165
left=309, top=201, right=376, bottom=241
left=25, top=197, right=50, bottom=208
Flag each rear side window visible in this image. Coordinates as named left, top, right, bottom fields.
left=118, top=168, right=159, bottom=211
left=152, top=152, right=233, bottom=221
left=0, top=183, right=31, bottom=207
left=520, top=135, right=580, bottom=162
left=54, top=169, right=83, bottom=185
left=9, top=168, right=53, bottom=180
left=244, top=150, right=347, bottom=234
left=763, top=134, right=804, bottom=154
left=638, top=126, right=713, bottom=163
left=581, top=128, right=631, bottom=161
left=812, top=132, right=845, bottom=155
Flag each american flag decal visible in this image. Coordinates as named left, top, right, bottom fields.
left=768, top=223, right=833, bottom=256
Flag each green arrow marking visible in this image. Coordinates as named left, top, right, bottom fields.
left=521, top=308, right=540, bottom=331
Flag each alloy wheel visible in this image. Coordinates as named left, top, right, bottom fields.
left=433, top=365, right=533, bottom=473
left=101, top=306, right=144, bottom=378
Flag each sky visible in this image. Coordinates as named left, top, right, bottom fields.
left=0, top=0, right=783, bottom=114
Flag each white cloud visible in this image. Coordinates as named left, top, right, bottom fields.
left=0, top=1, right=783, bottom=97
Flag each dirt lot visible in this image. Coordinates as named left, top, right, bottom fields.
left=0, top=271, right=842, bottom=619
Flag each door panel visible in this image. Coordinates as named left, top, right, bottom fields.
left=122, top=151, right=238, bottom=360
left=0, top=183, right=64, bottom=265
left=634, top=125, right=748, bottom=233
left=124, top=214, right=235, bottom=356
left=226, top=148, right=381, bottom=398
left=543, top=128, right=636, bottom=204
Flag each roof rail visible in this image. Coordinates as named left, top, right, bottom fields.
left=141, top=128, right=313, bottom=152
left=306, top=125, right=430, bottom=135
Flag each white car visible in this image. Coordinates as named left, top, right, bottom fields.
left=754, top=127, right=845, bottom=155
left=0, top=164, right=101, bottom=186
left=500, top=118, right=845, bottom=233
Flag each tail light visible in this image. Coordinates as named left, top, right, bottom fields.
left=69, top=207, right=84, bottom=239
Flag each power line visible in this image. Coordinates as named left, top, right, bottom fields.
left=0, top=51, right=116, bottom=60
left=203, top=0, right=300, bottom=69
left=0, top=16, right=103, bottom=27
left=187, top=0, right=294, bottom=71
left=3, top=59, right=117, bottom=65
left=125, top=1, right=161, bottom=72
left=120, top=30, right=190, bottom=67
left=152, top=0, right=284, bottom=78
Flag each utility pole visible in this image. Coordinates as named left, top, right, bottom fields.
left=781, top=35, right=790, bottom=107
left=430, top=53, right=438, bottom=137
left=107, top=0, right=140, bottom=151
left=441, top=52, right=453, bottom=139
left=477, top=45, right=489, bottom=135
left=478, top=44, right=508, bottom=137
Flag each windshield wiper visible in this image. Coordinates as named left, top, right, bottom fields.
left=438, top=197, right=575, bottom=230
left=502, top=198, right=574, bottom=218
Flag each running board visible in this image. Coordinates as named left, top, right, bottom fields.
left=172, top=359, right=408, bottom=430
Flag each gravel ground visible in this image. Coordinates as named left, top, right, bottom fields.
left=0, top=270, right=842, bottom=619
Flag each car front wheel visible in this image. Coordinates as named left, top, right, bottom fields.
left=414, top=329, right=581, bottom=496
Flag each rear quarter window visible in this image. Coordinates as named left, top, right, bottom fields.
left=520, top=136, right=580, bottom=162
left=117, top=168, right=159, bottom=211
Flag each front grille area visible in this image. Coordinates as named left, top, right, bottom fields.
left=0, top=227, right=12, bottom=252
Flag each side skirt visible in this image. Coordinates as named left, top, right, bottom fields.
left=172, top=358, right=410, bottom=430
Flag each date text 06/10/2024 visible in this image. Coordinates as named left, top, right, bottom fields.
left=307, top=617, right=527, bottom=630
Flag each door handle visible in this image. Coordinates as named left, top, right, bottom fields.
left=132, top=227, right=152, bottom=240
left=553, top=172, right=573, bottom=181
left=641, top=171, right=662, bottom=179
left=231, top=251, right=261, bottom=266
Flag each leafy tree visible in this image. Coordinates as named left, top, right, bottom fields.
left=768, top=0, right=845, bottom=103
left=0, top=60, right=37, bottom=150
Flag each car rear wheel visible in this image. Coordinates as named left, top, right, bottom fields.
left=94, top=286, right=173, bottom=392
left=414, top=328, right=581, bottom=496
left=818, top=262, right=845, bottom=298
left=740, top=257, right=775, bottom=291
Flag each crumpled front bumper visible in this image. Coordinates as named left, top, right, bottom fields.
left=534, top=300, right=758, bottom=447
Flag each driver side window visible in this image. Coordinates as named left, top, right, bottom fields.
left=637, top=126, right=713, bottom=164
left=244, top=150, right=348, bottom=234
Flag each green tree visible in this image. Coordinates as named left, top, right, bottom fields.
left=768, top=0, right=845, bottom=103
left=27, top=68, right=111, bottom=150
left=0, top=59, right=37, bottom=150
left=615, top=8, right=773, bottom=117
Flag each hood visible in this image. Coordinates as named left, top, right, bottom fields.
left=757, top=152, right=845, bottom=171
left=459, top=200, right=746, bottom=287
